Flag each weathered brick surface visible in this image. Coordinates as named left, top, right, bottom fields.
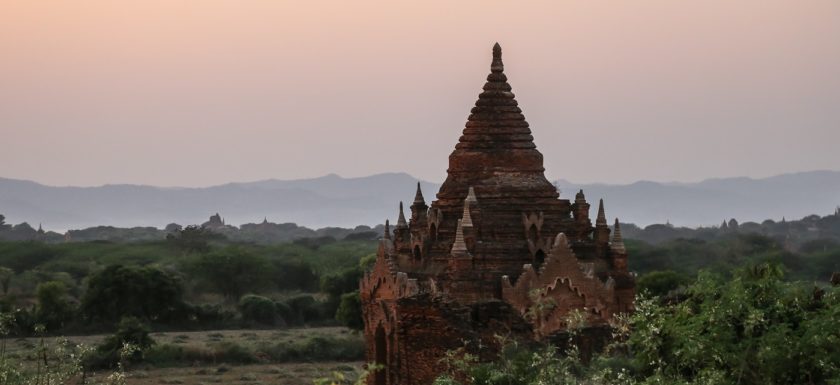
left=361, top=43, right=635, bottom=385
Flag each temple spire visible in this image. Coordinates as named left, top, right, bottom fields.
left=491, top=42, right=503, bottom=73
left=396, top=202, right=408, bottom=228
left=466, top=186, right=478, bottom=204
left=451, top=219, right=468, bottom=256
left=596, top=199, right=607, bottom=226
left=611, top=218, right=625, bottom=253
left=575, top=189, right=586, bottom=203
left=461, top=200, right=473, bottom=228
left=384, top=219, right=391, bottom=240
left=413, top=182, right=425, bottom=205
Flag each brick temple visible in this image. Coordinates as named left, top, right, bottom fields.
left=360, top=43, right=635, bottom=385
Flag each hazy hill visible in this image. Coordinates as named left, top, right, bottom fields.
left=1, top=171, right=838, bottom=231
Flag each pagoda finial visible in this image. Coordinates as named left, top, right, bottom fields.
left=611, top=218, right=626, bottom=253
left=575, top=189, right=586, bottom=203
left=466, top=186, right=478, bottom=204
left=461, top=200, right=473, bottom=228
left=491, top=42, right=503, bottom=73
left=413, top=182, right=425, bottom=205
left=596, top=199, right=607, bottom=226
left=384, top=220, right=392, bottom=240
left=451, top=219, right=469, bottom=256
left=396, top=201, right=408, bottom=228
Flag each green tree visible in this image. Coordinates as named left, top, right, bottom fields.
left=165, top=225, right=222, bottom=253
left=0, top=266, right=13, bottom=295
left=34, top=281, right=74, bottom=330
left=188, top=246, right=273, bottom=300
left=89, top=316, right=155, bottom=368
left=238, top=294, right=279, bottom=326
left=335, top=291, right=363, bottom=330
left=81, top=265, right=185, bottom=323
left=636, top=270, right=688, bottom=297
left=273, top=260, right=319, bottom=291
left=629, top=263, right=840, bottom=385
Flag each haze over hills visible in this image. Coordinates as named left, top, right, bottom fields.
left=1, top=170, right=838, bottom=232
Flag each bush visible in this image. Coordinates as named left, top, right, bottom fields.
left=274, top=301, right=295, bottom=325
left=284, top=294, right=329, bottom=325
left=273, top=261, right=320, bottom=292
left=261, top=335, right=365, bottom=362
left=239, top=294, right=280, bottom=326
left=88, top=316, right=155, bottom=369
left=335, top=291, right=363, bottom=330
left=636, top=270, right=688, bottom=297
left=191, top=303, right=237, bottom=328
left=34, top=281, right=75, bottom=331
left=81, top=265, right=186, bottom=323
left=186, top=246, right=274, bottom=299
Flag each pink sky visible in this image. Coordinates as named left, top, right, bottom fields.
left=1, top=0, right=838, bottom=187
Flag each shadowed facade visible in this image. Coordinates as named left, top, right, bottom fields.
left=360, top=43, right=635, bottom=385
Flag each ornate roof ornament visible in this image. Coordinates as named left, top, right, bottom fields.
left=451, top=219, right=469, bottom=256
left=461, top=200, right=474, bottom=228
left=413, top=182, right=425, bottom=206
left=611, top=218, right=626, bottom=253
left=596, top=199, right=607, bottom=226
left=466, top=186, right=478, bottom=204
left=396, top=201, right=408, bottom=228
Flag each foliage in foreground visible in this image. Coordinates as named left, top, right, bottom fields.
left=0, top=317, right=134, bottom=385
left=434, top=264, right=840, bottom=385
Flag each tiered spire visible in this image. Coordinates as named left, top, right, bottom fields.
left=413, top=183, right=425, bottom=205
left=596, top=199, right=607, bottom=226
left=451, top=219, right=468, bottom=256
left=396, top=202, right=408, bottom=228
left=466, top=186, right=478, bottom=204
left=575, top=189, right=586, bottom=204
left=461, top=200, right=473, bottom=228
left=383, top=220, right=392, bottom=240
left=611, top=218, right=625, bottom=253
left=455, top=42, right=535, bottom=151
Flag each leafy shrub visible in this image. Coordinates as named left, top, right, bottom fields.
left=186, top=246, right=274, bottom=299
left=88, top=316, right=155, bottom=369
left=636, top=270, right=688, bottom=297
left=34, top=280, right=75, bottom=330
left=335, top=291, right=363, bottom=330
left=284, top=294, right=330, bottom=325
left=81, top=265, right=186, bottom=323
left=239, top=294, right=279, bottom=326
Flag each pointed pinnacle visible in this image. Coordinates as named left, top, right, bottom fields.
left=384, top=219, right=391, bottom=240
left=611, top=218, right=626, bottom=253
left=413, top=182, right=425, bottom=205
left=466, top=186, right=478, bottom=204
left=461, top=200, right=473, bottom=227
left=396, top=201, right=408, bottom=228
left=451, top=219, right=468, bottom=256
left=491, top=42, right=503, bottom=73
left=596, top=199, right=607, bottom=226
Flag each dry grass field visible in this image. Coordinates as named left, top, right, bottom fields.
left=94, top=362, right=363, bottom=385
left=2, top=327, right=365, bottom=385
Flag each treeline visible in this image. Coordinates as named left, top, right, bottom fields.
left=0, top=224, right=377, bottom=336
left=622, top=211, right=840, bottom=248
left=0, top=212, right=384, bottom=244
left=628, top=232, right=840, bottom=284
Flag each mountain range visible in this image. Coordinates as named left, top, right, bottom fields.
left=1, top=171, right=838, bottom=232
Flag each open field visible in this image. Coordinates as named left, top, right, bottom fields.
left=93, top=362, right=363, bottom=385
left=2, top=327, right=366, bottom=384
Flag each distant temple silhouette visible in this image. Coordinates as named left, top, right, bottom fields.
left=360, top=44, right=635, bottom=385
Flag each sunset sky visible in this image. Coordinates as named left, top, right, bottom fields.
left=1, top=1, right=838, bottom=187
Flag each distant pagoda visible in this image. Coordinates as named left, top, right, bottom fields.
left=360, top=44, right=635, bottom=385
